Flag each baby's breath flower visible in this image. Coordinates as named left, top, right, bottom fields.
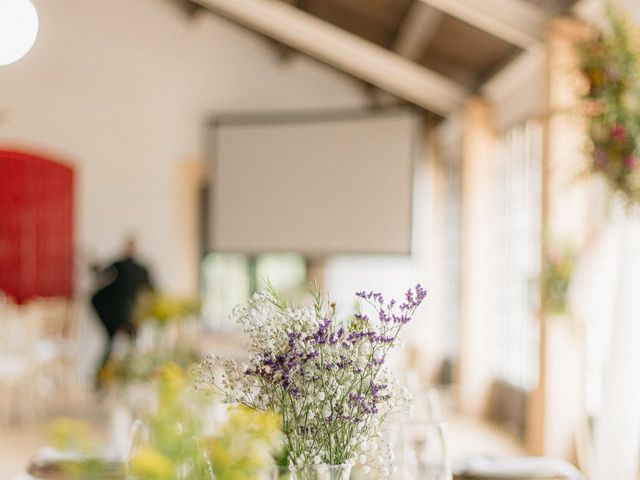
left=194, top=284, right=427, bottom=471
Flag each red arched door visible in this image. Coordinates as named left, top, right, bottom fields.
left=0, top=150, right=74, bottom=303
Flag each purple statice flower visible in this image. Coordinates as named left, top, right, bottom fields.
left=356, top=291, right=385, bottom=305
left=399, top=284, right=427, bottom=311
left=197, top=284, right=426, bottom=473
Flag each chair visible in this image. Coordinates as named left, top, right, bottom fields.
left=0, top=297, right=40, bottom=426
left=26, top=297, right=85, bottom=412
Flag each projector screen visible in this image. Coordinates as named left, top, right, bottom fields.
left=207, top=108, right=421, bottom=256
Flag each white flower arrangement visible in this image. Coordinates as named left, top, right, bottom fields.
left=194, top=284, right=426, bottom=476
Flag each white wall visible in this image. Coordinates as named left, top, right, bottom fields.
left=622, top=0, right=640, bottom=22
left=0, top=0, right=368, bottom=293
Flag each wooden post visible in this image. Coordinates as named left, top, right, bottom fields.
left=458, top=97, right=496, bottom=416
left=533, top=18, right=592, bottom=460
left=306, top=257, right=326, bottom=292
left=175, top=158, right=207, bottom=296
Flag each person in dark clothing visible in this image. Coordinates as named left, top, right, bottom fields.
left=91, top=237, right=153, bottom=385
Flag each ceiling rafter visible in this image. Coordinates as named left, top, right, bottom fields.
left=191, top=0, right=467, bottom=115
left=481, top=46, right=544, bottom=99
left=392, top=1, right=444, bottom=60
left=419, top=0, right=550, bottom=49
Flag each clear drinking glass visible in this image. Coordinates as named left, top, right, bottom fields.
left=396, top=421, right=452, bottom=480
left=126, top=419, right=149, bottom=478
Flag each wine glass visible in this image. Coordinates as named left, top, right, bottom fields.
left=396, top=421, right=452, bottom=480
left=126, top=419, right=149, bottom=478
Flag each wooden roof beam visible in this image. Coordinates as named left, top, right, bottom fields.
left=191, top=0, right=467, bottom=115
left=392, top=2, right=444, bottom=60
left=419, top=0, right=550, bottom=49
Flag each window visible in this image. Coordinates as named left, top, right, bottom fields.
left=201, top=253, right=307, bottom=329
left=255, top=254, right=308, bottom=295
left=492, top=121, right=543, bottom=391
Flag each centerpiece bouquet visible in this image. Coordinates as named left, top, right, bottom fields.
left=46, top=365, right=282, bottom=480
left=135, top=293, right=200, bottom=326
left=129, top=365, right=281, bottom=480
left=99, top=293, right=202, bottom=387
left=195, top=284, right=426, bottom=479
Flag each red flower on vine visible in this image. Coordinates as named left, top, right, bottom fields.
left=612, top=124, right=628, bottom=142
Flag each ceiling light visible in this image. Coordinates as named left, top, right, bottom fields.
left=0, top=0, right=39, bottom=66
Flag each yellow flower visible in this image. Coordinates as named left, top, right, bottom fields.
left=156, top=362, right=187, bottom=397
left=141, top=293, right=200, bottom=324
left=157, top=362, right=185, bottom=385
left=130, top=446, right=174, bottom=480
left=47, top=417, right=96, bottom=453
left=206, top=406, right=282, bottom=480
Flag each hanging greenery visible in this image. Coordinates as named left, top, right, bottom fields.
left=542, top=245, right=576, bottom=317
left=579, top=6, right=640, bottom=202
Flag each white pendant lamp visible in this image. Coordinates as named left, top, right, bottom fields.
left=0, top=0, right=39, bottom=66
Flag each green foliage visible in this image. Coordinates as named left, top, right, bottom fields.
left=129, top=364, right=209, bottom=480
left=542, top=245, right=576, bottom=316
left=579, top=4, right=640, bottom=202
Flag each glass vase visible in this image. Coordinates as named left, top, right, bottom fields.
left=291, top=464, right=352, bottom=480
left=313, top=464, right=352, bottom=480
left=272, top=465, right=294, bottom=480
left=290, top=465, right=314, bottom=480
